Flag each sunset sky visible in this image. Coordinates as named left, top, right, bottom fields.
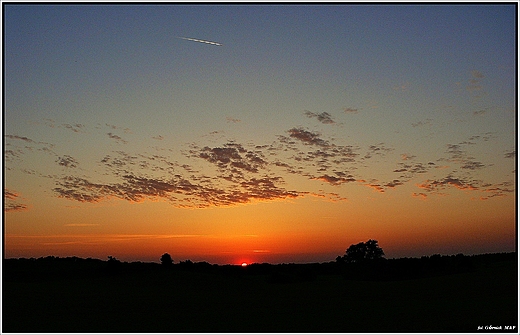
left=4, top=4, right=516, bottom=265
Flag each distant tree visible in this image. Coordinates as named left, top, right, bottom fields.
left=179, top=259, right=193, bottom=270
left=345, top=242, right=367, bottom=263
left=365, top=239, right=385, bottom=260
left=343, top=239, right=385, bottom=263
left=160, top=253, right=173, bottom=267
left=107, top=255, right=120, bottom=263
left=106, top=255, right=122, bottom=273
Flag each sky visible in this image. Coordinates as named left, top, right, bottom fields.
left=3, top=4, right=517, bottom=265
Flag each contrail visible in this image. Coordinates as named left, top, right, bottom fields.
left=177, top=36, right=222, bottom=46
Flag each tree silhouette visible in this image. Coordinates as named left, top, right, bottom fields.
left=343, top=239, right=384, bottom=263
left=106, top=255, right=122, bottom=273
left=160, top=253, right=173, bottom=267
left=365, top=239, right=385, bottom=260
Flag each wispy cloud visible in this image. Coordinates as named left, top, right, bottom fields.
left=106, top=123, right=131, bottom=133
left=411, top=119, right=432, bottom=128
left=393, top=82, right=410, bottom=91
left=361, top=181, right=385, bottom=193
left=473, top=109, right=486, bottom=116
left=466, top=70, right=485, bottom=98
left=504, top=150, right=515, bottom=159
left=312, top=174, right=356, bottom=186
left=226, top=117, right=241, bottom=123
left=303, top=110, right=335, bottom=124
left=193, top=142, right=268, bottom=175
left=54, top=173, right=303, bottom=208
left=107, top=133, right=128, bottom=144
left=62, top=123, right=84, bottom=133
left=4, top=188, right=29, bottom=212
left=4, top=134, right=35, bottom=143
left=285, top=127, right=329, bottom=147
left=417, top=175, right=480, bottom=193
left=9, top=117, right=513, bottom=209
left=461, top=160, right=485, bottom=170
left=56, top=155, right=78, bottom=168
left=412, top=192, right=427, bottom=200
left=364, top=143, right=393, bottom=159
left=401, top=153, right=416, bottom=161
left=343, top=107, right=359, bottom=114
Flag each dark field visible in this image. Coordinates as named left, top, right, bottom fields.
left=3, top=253, right=517, bottom=332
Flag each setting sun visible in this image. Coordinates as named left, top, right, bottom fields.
left=241, top=262, right=248, bottom=267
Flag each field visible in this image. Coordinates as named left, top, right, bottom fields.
left=3, top=253, right=517, bottom=332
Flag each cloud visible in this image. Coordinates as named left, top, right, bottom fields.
left=5, top=189, right=19, bottom=200
left=364, top=143, right=393, bottom=159
left=56, top=155, right=78, bottom=168
left=445, top=144, right=466, bottom=160
left=4, top=135, right=57, bottom=169
left=238, top=177, right=302, bottom=201
left=54, top=138, right=306, bottom=208
left=53, top=177, right=106, bottom=203
left=194, top=142, right=267, bottom=175
left=401, top=154, right=416, bottom=161
left=479, top=181, right=515, bottom=199
left=4, top=188, right=29, bottom=212
left=106, top=123, right=131, bottom=133
left=393, top=82, right=410, bottom=91
left=411, top=119, right=432, bottom=127
left=53, top=172, right=303, bottom=208
left=226, top=117, right=241, bottom=123
left=107, top=133, right=128, bottom=144
left=392, top=161, right=434, bottom=184
left=468, top=133, right=493, bottom=142
left=4, top=203, right=28, bottom=212
left=416, top=175, right=480, bottom=194
left=4, top=149, right=23, bottom=165
left=274, top=129, right=359, bottom=178
left=466, top=70, right=485, bottom=96
left=343, top=107, right=359, bottom=114
left=504, top=150, right=515, bottom=159
left=12, top=118, right=514, bottom=209
left=461, top=160, right=485, bottom=170
left=471, top=70, right=484, bottom=78
left=312, top=174, right=356, bottom=186
left=412, top=192, right=427, bottom=200
left=62, top=123, right=84, bottom=133
left=4, top=134, right=35, bottom=143
left=364, top=183, right=385, bottom=193
left=409, top=163, right=431, bottom=174
left=384, top=179, right=404, bottom=188
left=303, top=110, right=335, bottom=124
left=286, top=127, right=329, bottom=147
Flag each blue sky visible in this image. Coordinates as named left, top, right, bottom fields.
left=4, top=4, right=516, bottom=263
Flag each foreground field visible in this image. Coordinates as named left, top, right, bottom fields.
left=3, top=253, right=517, bottom=332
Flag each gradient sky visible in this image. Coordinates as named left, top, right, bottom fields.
left=4, top=4, right=516, bottom=265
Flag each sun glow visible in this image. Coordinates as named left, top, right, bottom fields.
left=241, top=262, right=248, bottom=267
